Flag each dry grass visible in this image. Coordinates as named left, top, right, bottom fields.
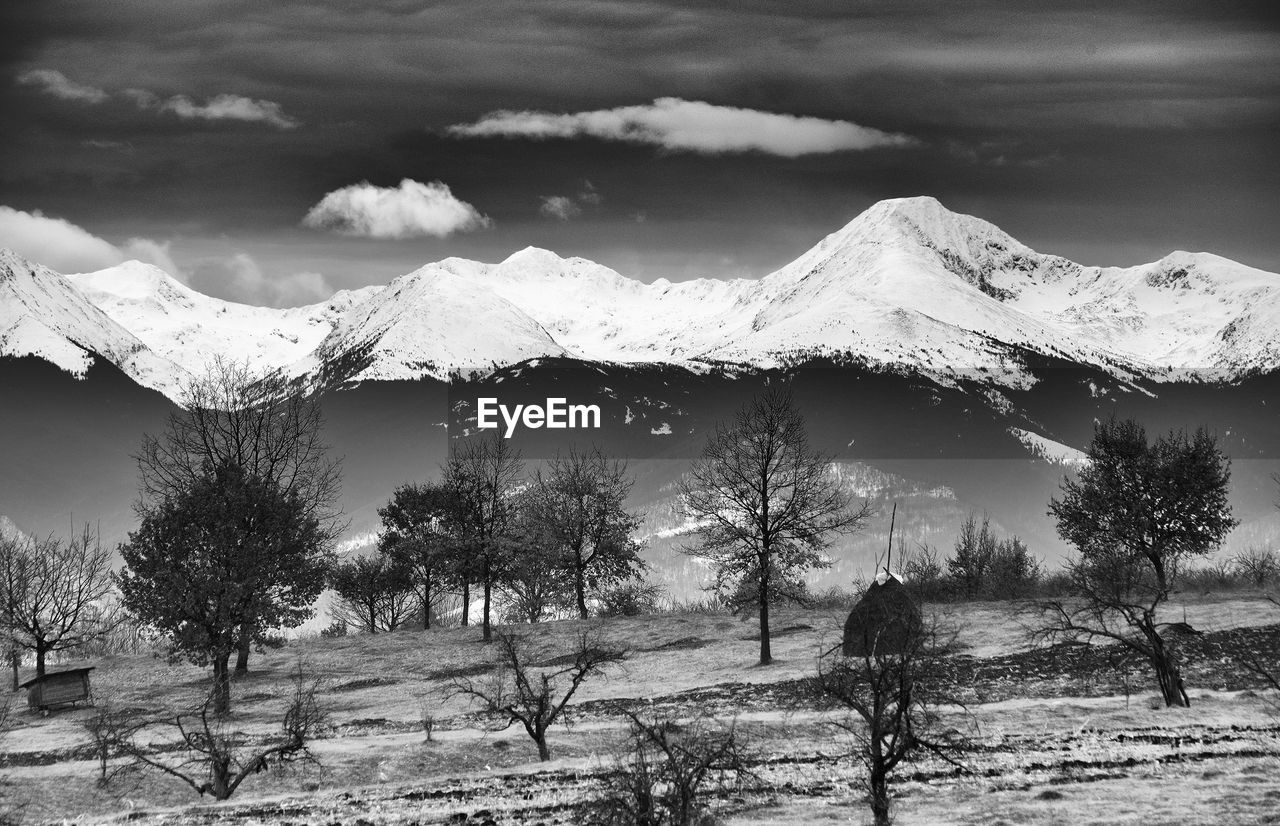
left=1, top=594, right=1277, bottom=824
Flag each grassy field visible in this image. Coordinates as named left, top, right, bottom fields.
left=3, top=593, right=1279, bottom=825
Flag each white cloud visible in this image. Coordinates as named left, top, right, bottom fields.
left=220, top=253, right=333, bottom=307
left=121, top=238, right=187, bottom=283
left=159, top=94, right=299, bottom=129
left=302, top=179, right=490, bottom=239
left=0, top=206, right=185, bottom=279
left=449, top=97, right=917, bottom=157
left=0, top=206, right=127, bottom=272
left=539, top=195, right=581, bottom=221
left=16, top=69, right=108, bottom=104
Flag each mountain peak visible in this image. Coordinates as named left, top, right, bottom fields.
left=71, top=260, right=194, bottom=304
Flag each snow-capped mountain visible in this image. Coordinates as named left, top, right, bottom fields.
left=0, top=249, right=186, bottom=395
left=70, top=261, right=381, bottom=390
left=5, top=196, right=1280, bottom=402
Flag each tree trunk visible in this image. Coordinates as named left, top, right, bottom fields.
left=758, top=551, right=772, bottom=665
left=212, top=653, right=232, bottom=715
left=575, top=547, right=588, bottom=620
left=9, top=649, right=17, bottom=692
left=234, top=622, right=251, bottom=677
left=536, top=736, right=550, bottom=761
left=482, top=558, right=492, bottom=642
left=35, top=640, right=47, bottom=678
left=461, top=580, right=470, bottom=627
left=209, top=757, right=233, bottom=800
left=870, top=768, right=891, bottom=826
left=1154, top=655, right=1190, bottom=707
left=422, top=570, right=432, bottom=630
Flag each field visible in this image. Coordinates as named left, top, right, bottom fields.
left=3, top=594, right=1279, bottom=825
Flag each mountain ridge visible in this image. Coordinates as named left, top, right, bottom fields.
left=4, top=196, right=1279, bottom=401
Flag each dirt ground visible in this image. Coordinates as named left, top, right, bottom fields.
left=3, top=594, right=1278, bottom=825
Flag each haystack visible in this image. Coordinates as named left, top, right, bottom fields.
left=841, top=571, right=921, bottom=657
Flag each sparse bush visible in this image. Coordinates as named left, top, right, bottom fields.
left=1232, top=546, right=1278, bottom=588
left=597, top=582, right=666, bottom=618
left=98, top=663, right=326, bottom=800
left=319, top=619, right=347, bottom=638
left=659, top=595, right=728, bottom=616
left=420, top=701, right=435, bottom=742
left=1182, top=558, right=1239, bottom=593
left=591, top=711, right=754, bottom=826
left=806, top=585, right=856, bottom=610
left=900, top=542, right=946, bottom=601
left=445, top=629, right=626, bottom=760
left=947, top=513, right=996, bottom=599
left=987, top=536, right=1041, bottom=599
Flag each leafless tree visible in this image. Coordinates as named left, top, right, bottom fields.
left=91, top=663, right=325, bottom=800
left=443, top=434, right=525, bottom=641
left=446, top=629, right=626, bottom=760
left=815, top=615, right=968, bottom=826
left=679, top=387, right=871, bottom=664
left=592, top=710, right=755, bottom=826
left=528, top=446, right=644, bottom=619
left=1232, top=546, right=1278, bottom=588
left=0, top=525, right=112, bottom=677
left=135, top=357, right=344, bottom=675
left=1039, top=418, right=1236, bottom=707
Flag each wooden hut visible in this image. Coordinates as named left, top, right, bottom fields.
left=20, top=666, right=95, bottom=714
left=842, top=572, right=921, bottom=657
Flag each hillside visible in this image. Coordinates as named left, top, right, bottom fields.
left=4, top=596, right=1278, bottom=825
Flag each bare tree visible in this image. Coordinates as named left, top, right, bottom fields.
left=93, top=664, right=325, bottom=800
left=0, top=525, right=112, bottom=678
left=815, top=615, right=967, bottom=826
left=1232, top=546, right=1278, bottom=588
left=593, top=710, right=755, bottom=826
left=443, top=434, right=525, bottom=641
left=529, top=446, right=644, bottom=619
left=136, top=357, right=344, bottom=676
left=679, top=388, right=871, bottom=664
left=1039, top=417, right=1236, bottom=707
left=446, top=629, right=626, bottom=760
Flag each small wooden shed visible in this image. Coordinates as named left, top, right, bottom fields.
left=20, top=667, right=95, bottom=713
left=842, top=573, right=921, bottom=657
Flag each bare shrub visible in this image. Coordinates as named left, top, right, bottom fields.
left=1232, top=546, right=1278, bottom=588
left=445, top=629, right=626, bottom=761
left=899, top=542, right=946, bottom=601
left=591, top=711, right=754, bottom=826
left=816, top=615, right=968, bottom=826
left=94, top=663, right=326, bottom=800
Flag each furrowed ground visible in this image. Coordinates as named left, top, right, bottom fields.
left=3, top=594, right=1278, bottom=825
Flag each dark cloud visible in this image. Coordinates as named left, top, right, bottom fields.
left=1, top=0, right=1277, bottom=297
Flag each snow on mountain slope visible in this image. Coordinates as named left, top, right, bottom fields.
left=0, top=249, right=186, bottom=394
left=69, top=261, right=381, bottom=389
left=10, top=197, right=1280, bottom=392
left=296, top=263, right=571, bottom=383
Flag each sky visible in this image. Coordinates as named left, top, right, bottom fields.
left=2, top=0, right=1278, bottom=306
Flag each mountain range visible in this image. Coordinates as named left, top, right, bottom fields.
left=3, top=196, right=1279, bottom=585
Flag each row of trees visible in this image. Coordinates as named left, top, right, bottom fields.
left=331, top=441, right=645, bottom=639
